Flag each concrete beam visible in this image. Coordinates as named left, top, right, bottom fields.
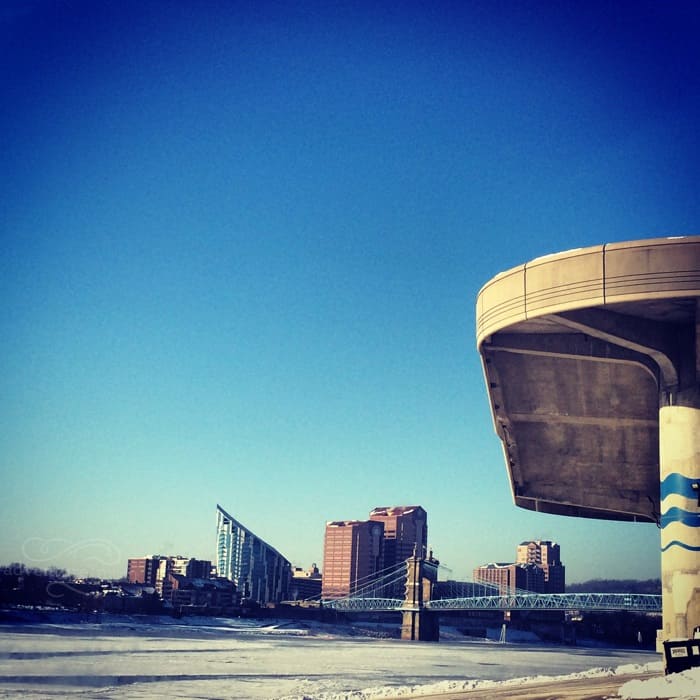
left=549, top=308, right=685, bottom=391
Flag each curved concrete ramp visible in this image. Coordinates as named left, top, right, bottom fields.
left=476, top=236, right=700, bottom=524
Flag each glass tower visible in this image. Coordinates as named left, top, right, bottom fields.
left=215, top=504, right=291, bottom=605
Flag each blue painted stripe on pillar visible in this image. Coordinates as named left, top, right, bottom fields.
left=661, top=473, right=700, bottom=501
left=661, top=507, right=700, bottom=529
left=661, top=540, right=700, bottom=553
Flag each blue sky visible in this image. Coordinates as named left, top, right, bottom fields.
left=2, top=0, right=699, bottom=583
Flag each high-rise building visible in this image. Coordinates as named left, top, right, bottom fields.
left=216, top=504, right=291, bottom=605
left=369, top=505, right=428, bottom=568
left=322, top=520, right=384, bottom=600
left=515, top=540, right=565, bottom=592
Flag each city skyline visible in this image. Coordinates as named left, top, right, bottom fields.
left=4, top=1, right=700, bottom=584
left=8, top=503, right=656, bottom=589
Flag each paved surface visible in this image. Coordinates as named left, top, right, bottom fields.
left=398, top=670, right=660, bottom=700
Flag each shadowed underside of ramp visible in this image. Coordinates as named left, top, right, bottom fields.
left=476, top=236, right=700, bottom=524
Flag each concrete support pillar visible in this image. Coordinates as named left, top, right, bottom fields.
left=401, top=608, right=439, bottom=641
left=659, top=404, right=700, bottom=652
left=401, top=554, right=439, bottom=641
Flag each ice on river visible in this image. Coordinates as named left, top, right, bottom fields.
left=0, top=614, right=665, bottom=699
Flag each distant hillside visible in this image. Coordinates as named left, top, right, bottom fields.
left=567, top=578, right=660, bottom=594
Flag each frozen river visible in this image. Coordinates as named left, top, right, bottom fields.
left=0, top=615, right=658, bottom=699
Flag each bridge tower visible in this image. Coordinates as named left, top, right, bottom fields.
left=401, top=551, right=440, bottom=641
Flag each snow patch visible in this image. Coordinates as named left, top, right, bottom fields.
left=278, top=662, right=666, bottom=700
left=620, top=666, right=700, bottom=699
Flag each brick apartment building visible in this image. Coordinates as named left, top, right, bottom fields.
left=126, top=555, right=213, bottom=598
left=473, top=540, right=565, bottom=594
left=472, top=562, right=546, bottom=593
left=127, top=556, right=162, bottom=586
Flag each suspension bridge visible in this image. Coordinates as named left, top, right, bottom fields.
left=317, top=557, right=661, bottom=625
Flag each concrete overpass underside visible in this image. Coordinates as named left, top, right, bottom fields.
left=481, top=309, right=673, bottom=523
left=476, top=236, right=700, bottom=664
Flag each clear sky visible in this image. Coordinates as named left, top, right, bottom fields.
left=2, top=0, right=699, bottom=584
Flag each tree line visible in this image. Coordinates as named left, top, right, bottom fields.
left=567, top=578, right=661, bottom=594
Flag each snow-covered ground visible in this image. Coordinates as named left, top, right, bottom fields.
left=619, top=667, right=700, bottom=700
left=0, top=613, right=692, bottom=699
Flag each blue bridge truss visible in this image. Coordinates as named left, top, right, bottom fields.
left=323, top=592, right=661, bottom=612
left=318, top=562, right=661, bottom=613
